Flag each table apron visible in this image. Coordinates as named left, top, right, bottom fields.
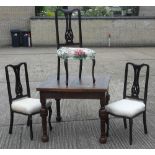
left=39, top=91, right=107, bottom=99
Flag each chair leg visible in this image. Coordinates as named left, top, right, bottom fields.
left=92, top=59, right=96, bottom=83
left=143, top=111, right=148, bottom=134
left=29, top=115, right=33, bottom=140
left=56, top=99, right=62, bottom=122
left=106, top=114, right=109, bottom=137
left=129, top=118, right=133, bottom=145
left=79, top=59, right=83, bottom=80
left=27, top=116, right=30, bottom=127
left=9, top=111, right=14, bottom=134
left=48, top=107, right=52, bottom=131
left=123, top=118, right=127, bottom=129
left=57, top=56, right=60, bottom=81
left=64, top=59, right=68, bottom=86
left=106, top=93, right=110, bottom=104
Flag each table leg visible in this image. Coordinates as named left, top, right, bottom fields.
left=56, top=99, right=62, bottom=122
left=40, top=94, right=49, bottom=142
left=99, top=98, right=108, bottom=144
left=105, top=92, right=110, bottom=137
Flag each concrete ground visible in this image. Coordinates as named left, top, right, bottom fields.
left=0, top=47, right=155, bottom=149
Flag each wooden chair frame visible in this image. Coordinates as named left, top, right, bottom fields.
left=55, top=8, right=95, bottom=86
left=106, top=62, right=149, bottom=145
left=5, top=62, right=52, bottom=140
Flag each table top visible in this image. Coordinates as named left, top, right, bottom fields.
left=37, top=75, right=110, bottom=93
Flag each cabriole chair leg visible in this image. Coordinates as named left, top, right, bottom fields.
left=92, top=59, right=96, bottom=83
left=9, top=112, right=14, bottom=134
left=64, top=59, right=68, bottom=86
left=57, top=56, right=60, bottom=81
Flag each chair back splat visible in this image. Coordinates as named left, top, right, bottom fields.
left=5, top=62, right=30, bottom=103
left=123, top=62, right=149, bottom=104
left=55, top=8, right=82, bottom=49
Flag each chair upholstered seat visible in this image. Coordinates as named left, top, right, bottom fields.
left=12, top=98, right=52, bottom=115
left=105, top=99, right=145, bottom=118
left=57, top=47, right=96, bottom=60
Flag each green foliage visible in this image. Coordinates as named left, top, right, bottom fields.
left=35, top=6, right=45, bottom=16
left=81, top=6, right=112, bottom=17
left=43, top=10, right=55, bottom=17
left=35, top=6, right=65, bottom=17
left=35, top=6, right=139, bottom=17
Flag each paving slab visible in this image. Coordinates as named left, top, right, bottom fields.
left=0, top=47, right=155, bottom=148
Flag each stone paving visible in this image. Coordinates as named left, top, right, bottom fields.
left=0, top=47, right=155, bottom=148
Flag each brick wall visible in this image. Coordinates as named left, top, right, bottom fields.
left=0, top=6, right=35, bottom=47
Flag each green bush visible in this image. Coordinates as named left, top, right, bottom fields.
left=35, top=6, right=139, bottom=17
left=81, top=6, right=112, bottom=17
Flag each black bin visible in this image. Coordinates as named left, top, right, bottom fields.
left=21, top=31, right=31, bottom=47
left=10, top=30, right=21, bottom=47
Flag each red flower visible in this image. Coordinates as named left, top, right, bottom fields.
left=74, top=49, right=86, bottom=57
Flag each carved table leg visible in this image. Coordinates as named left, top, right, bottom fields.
left=92, top=59, right=96, bottom=83
left=40, top=93, right=49, bottom=142
left=56, top=99, right=62, bottom=122
left=99, top=98, right=108, bottom=144
left=105, top=92, right=110, bottom=136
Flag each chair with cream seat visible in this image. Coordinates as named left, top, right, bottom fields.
left=105, top=62, right=149, bottom=145
left=5, top=62, right=52, bottom=140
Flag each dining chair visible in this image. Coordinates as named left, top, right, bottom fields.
left=5, top=62, right=52, bottom=140
left=105, top=62, right=149, bottom=145
left=55, top=8, right=96, bottom=86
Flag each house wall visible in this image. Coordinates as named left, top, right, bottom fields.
left=31, top=17, right=155, bottom=47
left=0, top=6, right=35, bottom=47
